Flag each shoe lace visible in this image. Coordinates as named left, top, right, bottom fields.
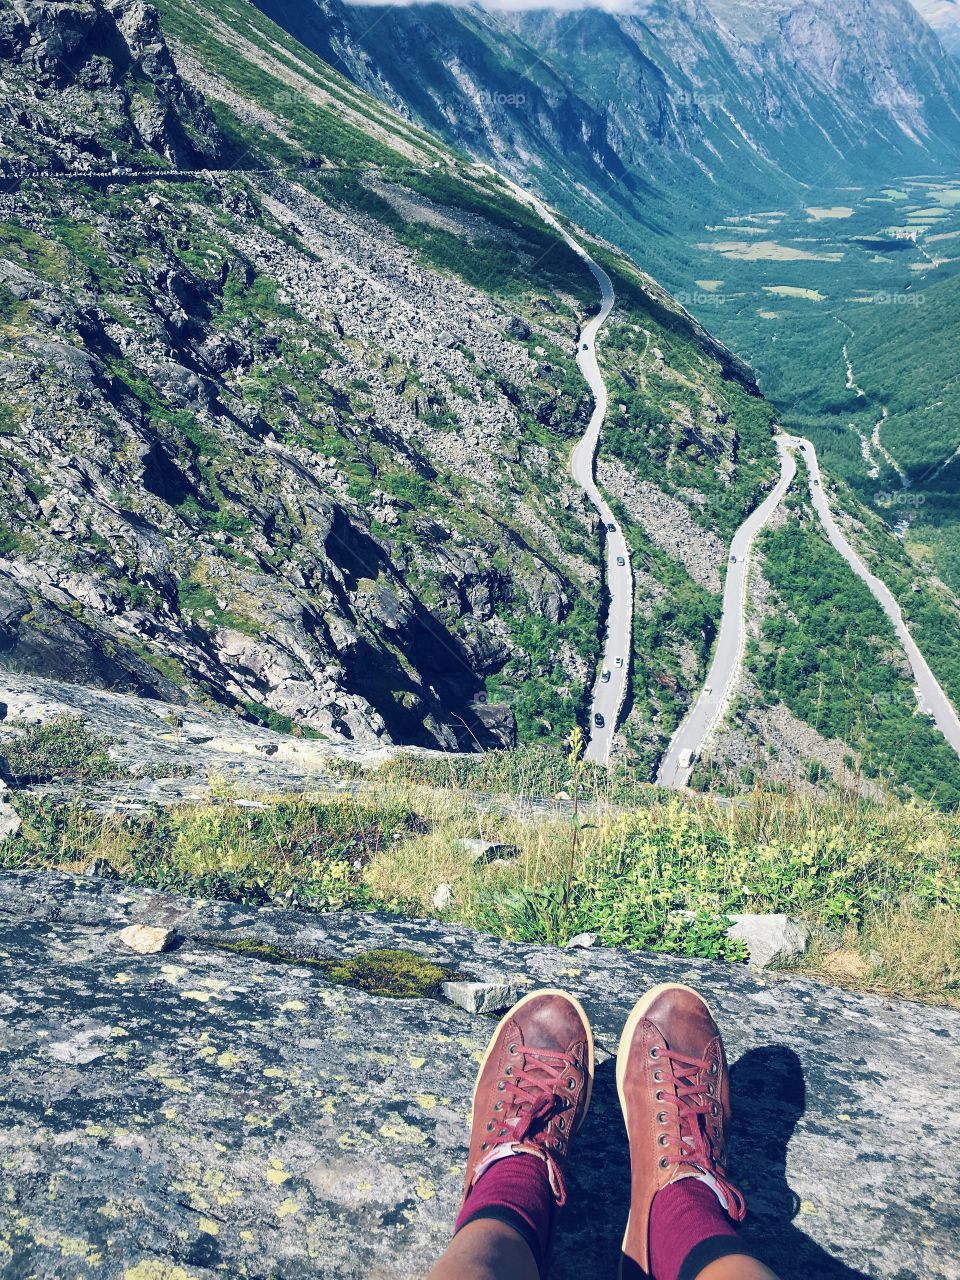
left=657, top=1048, right=746, bottom=1221
left=486, top=1044, right=580, bottom=1204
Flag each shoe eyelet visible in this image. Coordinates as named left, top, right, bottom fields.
left=712, top=1127, right=720, bottom=1138
left=711, top=1103, right=719, bottom=1116
left=494, top=1101, right=503, bottom=1111
left=710, top=1062, right=719, bottom=1075
left=655, top=1090, right=664, bottom=1101
left=486, top=1121, right=494, bottom=1131
left=504, top=1066, right=513, bottom=1077
left=567, top=1077, right=577, bottom=1089
left=499, top=1129, right=508, bottom=1137
left=649, top=1046, right=660, bottom=1059
left=509, top=1044, right=518, bottom=1055
left=653, top=1070, right=663, bottom=1082
left=657, top=1112, right=667, bottom=1124
left=558, top=1117, right=566, bottom=1131
left=657, top=1134, right=668, bottom=1146
left=481, top=1141, right=488, bottom=1150
left=659, top=1156, right=669, bottom=1169
left=497, top=1081, right=506, bottom=1091
left=706, top=1083, right=715, bottom=1096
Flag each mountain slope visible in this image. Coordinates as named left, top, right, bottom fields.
left=0, top=0, right=779, bottom=772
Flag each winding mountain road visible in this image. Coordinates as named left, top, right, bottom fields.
left=659, top=433, right=960, bottom=787
left=496, top=174, right=632, bottom=764
left=657, top=437, right=798, bottom=788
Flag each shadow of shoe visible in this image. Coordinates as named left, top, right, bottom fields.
left=552, top=1055, right=631, bottom=1278
left=729, top=1045, right=872, bottom=1280
left=550, top=1046, right=872, bottom=1280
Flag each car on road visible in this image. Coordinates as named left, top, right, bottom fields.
left=601, top=669, right=611, bottom=683
left=594, top=712, right=605, bottom=728
left=582, top=342, right=589, bottom=350
left=813, top=479, right=820, bottom=486
left=607, top=522, right=616, bottom=532
left=615, top=657, right=624, bottom=667
left=679, top=748, right=696, bottom=768
left=704, top=686, right=712, bottom=696
left=616, top=555, right=625, bottom=566
left=730, top=554, right=737, bottom=563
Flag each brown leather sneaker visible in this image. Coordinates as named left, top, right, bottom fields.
left=616, top=983, right=745, bottom=1277
left=462, top=989, right=595, bottom=1207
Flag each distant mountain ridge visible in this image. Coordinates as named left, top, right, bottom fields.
left=910, top=0, right=960, bottom=53
left=252, top=0, right=960, bottom=272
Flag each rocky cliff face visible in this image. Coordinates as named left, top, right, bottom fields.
left=0, top=0, right=776, bottom=763
left=0, top=0, right=222, bottom=169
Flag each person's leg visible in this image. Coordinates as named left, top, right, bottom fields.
left=426, top=1218, right=539, bottom=1280
left=617, top=983, right=781, bottom=1280
left=695, top=1259, right=779, bottom=1280
left=425, top=988, right=595, bottom=1280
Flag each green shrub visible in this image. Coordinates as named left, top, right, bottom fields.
left=1, top=716, right=126, bottom=783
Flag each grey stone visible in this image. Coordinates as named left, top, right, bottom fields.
left=116, top=923, right=178, bottom=954
left=441, top=979, right=525, bottom=1015
left=0, top=801, right=20, bottom=843
left=433, top=882, right=455, bottom=911
left=0, top=871, right=957, bottom=1279
left=566, top=932, right=597, bottom=949
left=727, top=914, right=810, bottom=969
left=454, top=837, right=522, bottom=863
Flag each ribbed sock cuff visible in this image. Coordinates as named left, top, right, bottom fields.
left=454, top=1152, right=555, bottom=1278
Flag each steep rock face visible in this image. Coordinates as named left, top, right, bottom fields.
left=0, top=0, right=782, bottom=766
left=0, top=0, right=222, bottom=169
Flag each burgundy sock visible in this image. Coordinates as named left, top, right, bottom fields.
left=455, top=1153, right=555, bottom=1275
left=649, top=1178, right=751, bottom=1280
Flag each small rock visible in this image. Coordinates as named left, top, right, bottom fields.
left=454, top=838, right=522, bottom=864
left=433, top=882, right=454, bottom=911
left=85, top=857, right=120, bottom=879
left=726, top=914, right=809, bottom=969
left=566, top=932, right=597, bottom=949
left=0, top=801, right=21, bottom=844
left=116, top=924, right=178, bottom=955
left=442, top=980, right=523, bottom=1015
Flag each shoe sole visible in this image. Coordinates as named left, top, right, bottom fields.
left=470, top=987, right=596, bottom=1136
left=614, top=983, right=716, bottom=1277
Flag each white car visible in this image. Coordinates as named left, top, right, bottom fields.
left=730, top=555, right=737, bottom=563
left=615, top=657, right=624, bottom=668
left=704, top=686, right=712, bottom=696
left=679, top=748, right=696, bottom=768
left=601, top=669, right=611, bottom=684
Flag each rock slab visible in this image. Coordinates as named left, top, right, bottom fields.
left=0, top=871, right=958, bottom=1280
left=727, top=914, right=811, bottom=969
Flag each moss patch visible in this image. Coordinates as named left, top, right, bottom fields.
left=207, top=940, right=457, bottom=998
